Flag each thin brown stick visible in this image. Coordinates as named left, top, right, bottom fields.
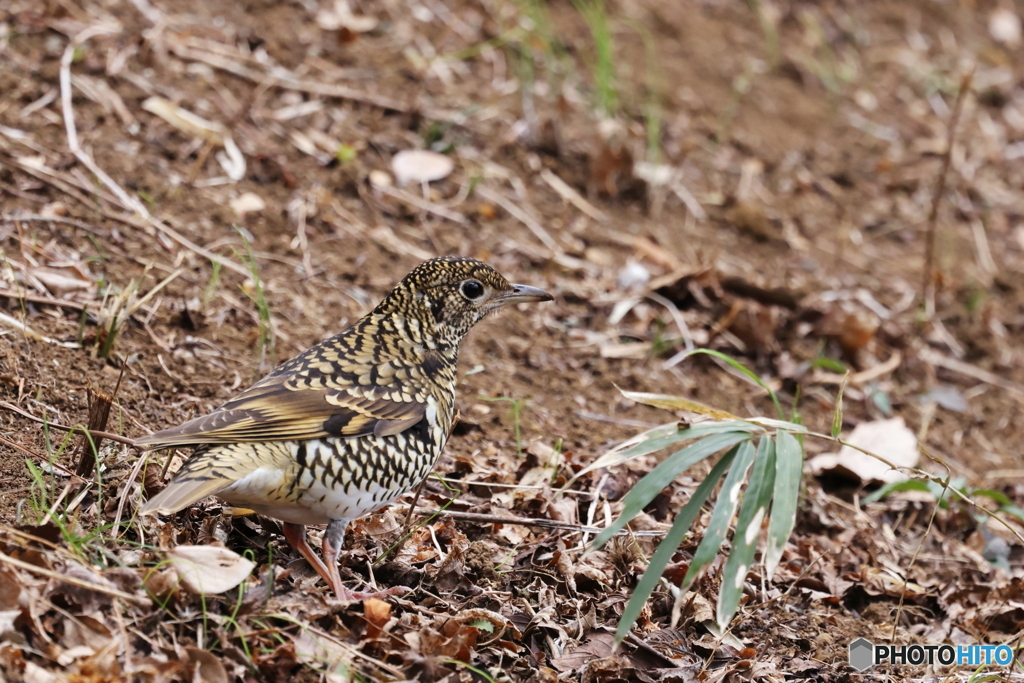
left=0, top=147, right=249, bottom=279
left=0, top=401, right=140, bottom=446
left=59, top=25, right=150, bottom=218
left=0, top=434, right=72, bottom=474
left=375, top=183, right=470, bottom=226
left=167, top=41, right=446, bottom=119
left=0, top=288, right=88, bottom=312
left=0, top=214, right=105, bottom=235
left=412, top=508, right=669, bottom=537
left=921, top=67, right=974, bottom=311
left=0, top=550, right=149, bottom=605
left=474, top=184, right=561, bottom=253
left=919, top=348, right=1024, bottom=402
left=402, top=479, right=429, bottom=531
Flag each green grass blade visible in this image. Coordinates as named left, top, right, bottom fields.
left=717, top=437, right=776, bottom=630
left=861, top=479, right=930, bottom=504
left=831, top=372, right=849, bottom=438
left=679, top=440, right=757, bottom=592
left=676, top=349, right=784, bottom=419
left=588, top=431, right=751, bottom=552
left=1000, top=505, right=1024, bottom=523
left=970, top=488, right=1014, bottom=507
left=764, top=429, right=803, bottom=578
left=615, top=449, right=737, bottom=642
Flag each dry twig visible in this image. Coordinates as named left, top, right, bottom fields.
left=921, top=67, right=974, bottom=313
left=474, top=184, right=561, bottom=253
left=0, top=550, right=149, bottom=605
left=59, top=24, right=150, bottom=218
left=0, top=401, right=139, bottom=446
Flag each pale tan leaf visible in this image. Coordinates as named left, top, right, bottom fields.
left=391, top=150, right=454, bottom=185
left=23, top=662, right=57, bottom=683
left=990, top=8, right=1022, bottom=47
left=29, top=267, right=91, bottom=295
left=230, top=192, right=267, bottom=218
left=186, top=648, right=229, bottom=683
left=166, top=545, right=255, bottom=595
left=316, top=0, right=377, bottom=32
left=141, top=97, right=227, bottom=143
left=294, top=630, right=353, bottom=675
left=807, top=417, right=918, bottom=484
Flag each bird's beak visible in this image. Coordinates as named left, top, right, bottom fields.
left=499, top=283, right=553, bottom=305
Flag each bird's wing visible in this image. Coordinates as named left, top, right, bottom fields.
left=136, top=357, right=431, bottom=449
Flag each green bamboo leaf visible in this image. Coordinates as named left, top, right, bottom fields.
left=576, top=421, right=755, bottom=480
left=588, top=431, right=751, bottom=552
left=679, top=440, right=757, bottom=592
left=764, top=430, right=803, bottom=579
left=615, top=449, right=737, bottom=643
left=717, top=438, right=776, bottom=630
left=675, top=349, right=784, bottom=419
left=744, top=417, right=808, bottom=432
left=574, top=423, right=681, bottom=479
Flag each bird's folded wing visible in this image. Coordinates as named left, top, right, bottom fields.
left=135, top=372, right=427, bottom=449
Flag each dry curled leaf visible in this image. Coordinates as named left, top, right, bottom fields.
left=316, top=0, right=378, bottom=32
left=166, top=545, right=255, bottom=595
left=185, top=647, right=229, bottom=683
left=807, top=417, right=918, bottom=485
left=391, top=150, right=454, bottom=185
left=363, top=598, right=391, bottom=640
left=230, top=192, right=267, bottom=218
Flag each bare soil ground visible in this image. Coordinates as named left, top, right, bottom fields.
left=2, top=0, right=1024, bottom=681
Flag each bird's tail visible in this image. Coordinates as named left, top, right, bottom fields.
left=140, top=443, right=277, bottom=516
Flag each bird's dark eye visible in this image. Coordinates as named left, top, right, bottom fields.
left=460, top=280, right=485, bottom=300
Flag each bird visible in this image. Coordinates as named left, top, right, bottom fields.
left=137, top=256, right=552, bottom=600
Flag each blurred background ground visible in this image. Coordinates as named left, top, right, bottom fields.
left=1, top=0, right=1024, bottom=681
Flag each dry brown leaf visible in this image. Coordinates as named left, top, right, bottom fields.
left=363, top=598, right=391, bottom=641
left=620, top=390, right=741, bottom=421
left=294, top=630, right=353, bottom=673
left=550, top=629, right=617, bottom=672
left=143, top=567, right=179, bottom=599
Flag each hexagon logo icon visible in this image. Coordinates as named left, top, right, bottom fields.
left=849, top=638, right=874, bottom=672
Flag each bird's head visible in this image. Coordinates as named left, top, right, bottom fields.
left=374, top=257, right=552, bottom=344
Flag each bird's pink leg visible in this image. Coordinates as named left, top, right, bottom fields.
left=281, top=522, right=336, bottom=590
left=322, top=519, right=408, bottom=601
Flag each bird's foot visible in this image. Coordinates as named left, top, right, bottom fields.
left=333, top=585, right=410, bottom=602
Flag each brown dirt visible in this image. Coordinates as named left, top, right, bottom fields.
left=2, top=0, right=1024, bottom=681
